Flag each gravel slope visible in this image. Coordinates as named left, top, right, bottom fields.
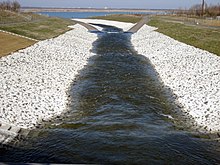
left=131, top=25, right=220, bottom=133
left=0, top=24, right=97, bottom=129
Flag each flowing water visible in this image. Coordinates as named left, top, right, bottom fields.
left=1, top=25, right=220, bottom=164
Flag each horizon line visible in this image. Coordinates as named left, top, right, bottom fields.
left=21, top=7, right=182, bottom=11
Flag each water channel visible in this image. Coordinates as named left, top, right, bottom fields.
left=1, top=25, right=220, bottom=164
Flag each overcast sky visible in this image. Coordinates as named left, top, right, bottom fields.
left=2, top=0, right=220, bottom=9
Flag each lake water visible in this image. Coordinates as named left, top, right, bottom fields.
left=38, top=11, right=163, bottom=19
left=1, top=24, right=220, bottom=164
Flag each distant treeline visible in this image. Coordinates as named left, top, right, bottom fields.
left=0, top=0, right=20, bottom=12
left=176, top=4, right=220, bottom=17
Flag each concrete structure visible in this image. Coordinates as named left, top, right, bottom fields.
left=0, top=122, right=29, bottom=146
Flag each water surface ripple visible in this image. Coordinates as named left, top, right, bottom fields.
left=1, top=24, right=220, bottom=164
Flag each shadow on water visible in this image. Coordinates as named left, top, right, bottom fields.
left=1, top=24, right=220, bottom=164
